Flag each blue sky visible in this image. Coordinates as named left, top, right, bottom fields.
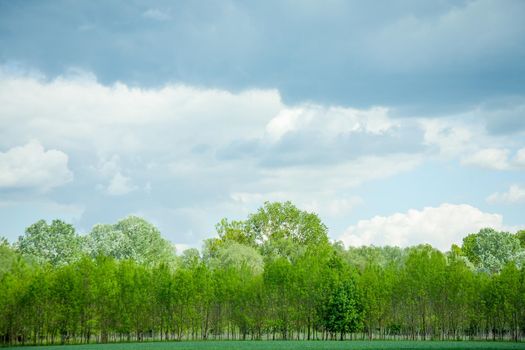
left=0, top=0, right=524, bottom=251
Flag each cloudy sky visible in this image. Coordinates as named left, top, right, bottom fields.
left=1, top=0, right=524, bottom=251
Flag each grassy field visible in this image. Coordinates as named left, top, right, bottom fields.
left=6, top=341, right=525, bottom=350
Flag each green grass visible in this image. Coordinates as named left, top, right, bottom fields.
left=5, top=341, right=525, bottom=350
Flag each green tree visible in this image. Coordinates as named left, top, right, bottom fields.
left=461, top=228, right=521, bottom=273
left=263, top=257, right=294, bottom=340
left=3, top=204, right=525, bottom=345
left=359, top=263, right=394, bottom=339
left=516, top=230, right=525, bottom=248
left=0, top=238, right=20, bottom=276
left=246, top=201, right=328, bottom=248
left=498, top=263, right=522, bottom=341
left=84, top=216, right=176, bottom=267
left=321, top=273, right=362, bottom=340
left=215, top=219, right=255, bottom=247
left=208, top=241, right=264, bottom=275
left=17, top=220, right=81, bottom=266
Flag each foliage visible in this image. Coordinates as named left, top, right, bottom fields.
left=16, top=219, right=81, bottom=266
left=1, top=202, right=525, bottom=345
left=0, top=238, right=20, bottom=276
left=246, top=201, right=329, bottom=247
left=461, top=228, right=522, bottom=273
left=321, top=276, right=362, bottom=339
left=208, top=241, right=264, bottom=275
left=83, top=216, right=176, bottom=267
left=516, top=230, right=525, bottom=248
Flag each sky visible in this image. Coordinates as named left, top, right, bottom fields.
left=1, top=0, right=525, bottom=251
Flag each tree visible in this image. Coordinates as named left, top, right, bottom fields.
left=263, top=257, right=294, bottom=340
left=215, top=219, right=256, bottom=247
left=84, top=216, right=176, bottom=267
left=400, top=245, right=446, bottom=340
left=209, top=202, right=331, bottom=266
left=208, top=241, right=264, bottom=275
left=321, top=272, right=362, bottom=340
left=0, top=239, right=20, bottom=276
left=246, top=201, right=329, bottom=248
left=516, top=230, right=525, bottom=248
left=16, top=220, right=81, bottom=266
left=3, top=206, right=525, bottom=345
left=498, top=263, right=522, bottom=341
left=461, top=228, right=521, bottom=273
left=441, top=251, right=476, bottom=340
left=359, top=263, right=394, bottom=339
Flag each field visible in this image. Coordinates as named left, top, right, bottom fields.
left=6, top=341, right=525, bottom=350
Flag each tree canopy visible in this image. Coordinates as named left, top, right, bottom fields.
left=1, top=202, right=525, bottom=346
left=16, top=219, right=80, bottom=266
left=83, top=216, right=176, bottom=267
left=460, top=228, right=522, bottom=273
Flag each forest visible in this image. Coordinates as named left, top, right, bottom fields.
left=1, top=202, right=524, bottom=346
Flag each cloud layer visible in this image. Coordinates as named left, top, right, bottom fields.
left=0, top=68, right=524, bottom=248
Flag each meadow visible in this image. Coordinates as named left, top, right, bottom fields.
left=6, top=341, right=525, bottom=350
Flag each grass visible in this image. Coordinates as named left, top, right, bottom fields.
left=5, top=340, right=525, bottom=350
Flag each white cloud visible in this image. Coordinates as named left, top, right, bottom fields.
left=0, top=141, right=73, bottom=191
left=94, top=155, right=136, bottom=196
left=0, top=70, right=419, bottom=198
left=265, top=108, right=304, bottom=141
left=0, top=70, right=281, bottom=154
left=487, top=185, right=525, bottom=204
left=421, top=118, right=474, bottom=157
left=265, top=105, right=396, bottom=142
left=461, top=148, right=510, bottom=170
left=339, top=203, right=503, bottom=251
left=107, top=172, right=136, bottom=196
left=420, top=114, right=525, bottom=171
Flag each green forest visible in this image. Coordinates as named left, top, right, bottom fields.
left=1, top=202, right=524, bottom=346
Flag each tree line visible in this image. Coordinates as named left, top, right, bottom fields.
left=1, top=202, right=524, bottom=346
